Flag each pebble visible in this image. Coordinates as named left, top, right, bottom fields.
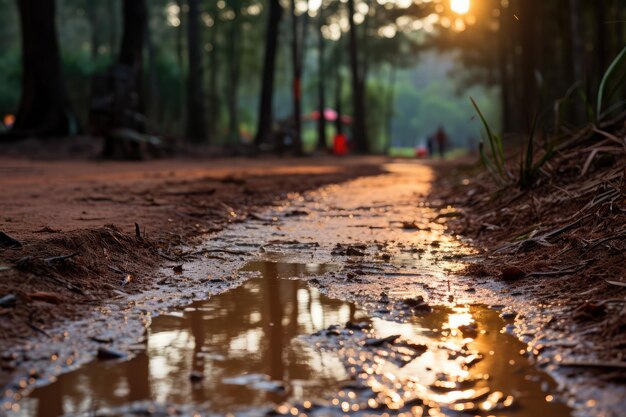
left=190, top=371, right=204, bottom=382
left=501, top=312, right=517, bottom=321
left=97, top=347, right=126, bottom=360
left=0, top=294, right=17, bottom=308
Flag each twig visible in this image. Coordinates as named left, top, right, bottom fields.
left=157, top=249, right=178, bottom=261
left=45, top=274, right=85, bottom=295
left=592, top=126, right=626, bottom=152
left=583, top=229, right=626, bottom=253
left=196, top=248, right=249, bottom=256
left=496, top=213, right=593, bottom=253
left=383, top=272, right=423, bottom=277
left=44, top=252, right=80, bottom=264
left=107, top=265, right=125, bottom=274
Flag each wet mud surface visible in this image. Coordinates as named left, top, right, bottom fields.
left=1, top=162, right=624, bottom=416
left=0, top=157, right=385, bottom=348
left=13, top=261, right=570, bottom=417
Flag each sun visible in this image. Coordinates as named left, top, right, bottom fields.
left=450, top=0, right=470, bottom=14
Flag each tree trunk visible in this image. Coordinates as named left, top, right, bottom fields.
left=568, top=0, right=584, bottom=84
left=145, top=0, right=159, bottom=125
left=176, top=0, right=186, bottom=128
left=384, top=63, right=396, bottom=154
left=185, top=0, right=206, bottom=142
left=118, top=0, right=146, bottom=120
left=85, top=0, right=100, bottom=60
left=207, top=13, right=221, bottom=143
left=568, top=0, right=585, bottom=124
left=289, top=0, right=307, bottom=155
left=226, top=0, right=241, bottom=146
left=497, top=5, right=512, bottom=133
left=333, top=36, right=344, bottom=137
left=254, top=0, right=282, bottom=147
left=519, top=0, right=537, bottom=122
left=119, top=0, right=146, bottom=77
left=10, top=0, right=76, bottom=138
left=347, top=0, right=368, bottom=154
left=316, top=9, right=327, bottom=152
left=506, top=0, right=524, bottom=132
left=594, top=2, right=608, bottom=85
left=108, top=0, right=118, bottom=56
left=335, top=64, right=343, bottom=136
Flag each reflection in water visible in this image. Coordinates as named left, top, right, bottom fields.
left=347, top=305, right=572, bottom=417
left=19, top=262, right=352, bottom=416
left=15, top=262, right=571, bottom=417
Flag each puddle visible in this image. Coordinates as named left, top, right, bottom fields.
left=307, top=305, right=573, bottom=416
left=12, top=261, right=571, bottom=417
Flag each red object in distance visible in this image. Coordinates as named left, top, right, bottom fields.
left=333, top=133, right=348, bottom=155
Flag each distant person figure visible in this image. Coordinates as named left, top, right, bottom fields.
left=435, top=126, right=448, bottom=158
left=426, top=136, right=434, bottom=157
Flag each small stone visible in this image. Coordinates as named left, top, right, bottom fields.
left=0, top=231, right=22, bottom=249
left=190, top=371, right=204, bottom=382
left=501, top=266, right=526, bottom=281
left=345, top=321, right=371, bottom=331
left=500, top=312, right=517, bottom=321
left=0, top=294, right=17, bottom=308
left=91, top=335, right=114, bottom=344
left=458, top=324, right=479, bottom=338
left=402, top=296, right=432, bottom=315
left=97, top=347, right=126, bottom=360
left=346, top=247, right=365, bottom=256
left=364, top=335, right=400, bottom=347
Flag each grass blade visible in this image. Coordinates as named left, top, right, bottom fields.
left=597, top=46, right=626, bottom=116
left=470, top=97, right=504, bottom=177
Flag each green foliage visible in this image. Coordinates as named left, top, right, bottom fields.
left=471, top=96, right=554, bottom=189
left=596, top=45, right=626, bottom=120
left=470, top=97, right=508, bottom=185
left=388, top=55, right=500, bottom=152
left=518, top=117, right=553, bottom=189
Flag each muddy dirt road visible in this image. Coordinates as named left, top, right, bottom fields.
left=1, top=161, right=624, bottom=417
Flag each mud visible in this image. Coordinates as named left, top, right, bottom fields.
left=13, top=261, right=570, bottom=417
left=0, top=157, right=384, bottom=349
left=1, top=162, right=624, bottom=417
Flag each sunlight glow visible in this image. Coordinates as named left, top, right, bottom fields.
left=450, top=0, right=470, bottom=15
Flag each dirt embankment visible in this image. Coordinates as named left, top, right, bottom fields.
left=433, top=124, right=626, bottom=367
left=0, top=156, right=385, bottom=351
